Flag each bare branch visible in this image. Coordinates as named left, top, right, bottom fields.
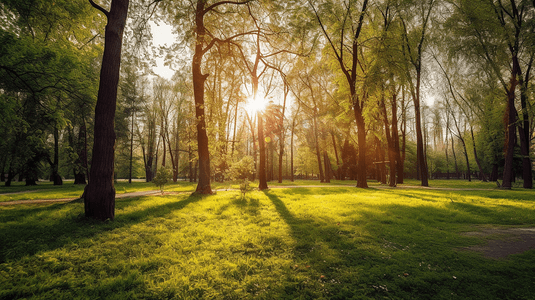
left=203, top=0, right=255, bottom=15
left=89, top=0, right=109, bottom=19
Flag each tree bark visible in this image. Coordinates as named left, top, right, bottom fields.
left=502, top=59, right=519, bottom=189
left=323, top=151, right=331, bottom=183
left=52, top=123, right=62, bottom=185
left=192, top=0, right=212, bottom=194
left=470, top=126, right=487, bottom=182
left=354, top=103, right=368, bottom=188
left=84, top=0, right=129, bottom=221
left=258, top=111, right=268, bottom=190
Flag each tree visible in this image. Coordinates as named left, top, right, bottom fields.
left=399, top=0, right=436, bottom=187
left=446, top=0, right=535, bottom=188
left=83, top=0, right=129, bottom=221
left=309, top=0, right=370, bottom=188
left=190, top=0, right=253, bottom=194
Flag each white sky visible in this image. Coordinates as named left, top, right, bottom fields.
left=150, top=21, right=176, bottom=79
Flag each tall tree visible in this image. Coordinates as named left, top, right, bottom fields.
left=189, top=0, right=253, bottom=194
left=446, top=0, right=535, bottom=188
left=309, top=0, right=370, bottom=188
left=399, top=0, right=436, bottom=187
left=83, top=0, right=129, bottom=220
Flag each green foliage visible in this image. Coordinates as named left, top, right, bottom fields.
left=227, top=156, right=255, bottom=181
left=228, top=156, right=255, bottom=197
left=152, top=167, right=171, bottom=193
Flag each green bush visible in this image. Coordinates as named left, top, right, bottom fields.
left=227, top=156, right=255, bottom=197
left=152, top=167, right=171, bottom=192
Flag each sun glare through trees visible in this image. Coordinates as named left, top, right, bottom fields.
left=1, top=0, right=534, bottom=219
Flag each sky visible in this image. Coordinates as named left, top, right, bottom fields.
left=150, top=21, right=176, bottom=80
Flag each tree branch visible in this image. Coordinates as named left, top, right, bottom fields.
left=88, top=0, right=109, bottom=19
left=203, top=0, right=255, bottom=15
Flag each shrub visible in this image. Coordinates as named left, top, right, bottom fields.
left=152, top=167, right=171, bottom=193
left=227, top=156, right=255, bottom=198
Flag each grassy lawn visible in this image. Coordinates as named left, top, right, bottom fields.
left=1, top=183, right=534, bottom=299
left=0, top=178, right=498, bottom=203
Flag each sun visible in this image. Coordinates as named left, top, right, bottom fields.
left=244, top=94, right=267, bottom=115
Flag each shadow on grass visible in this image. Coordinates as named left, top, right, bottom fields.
left=216, top=194, right=261, bottom=216
left=263, top=188, right=535, bottom=299
left=263, top=190, right=375, bottom=298
left=0, top=194, right=202, bottom=263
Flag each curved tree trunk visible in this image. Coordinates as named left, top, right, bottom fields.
left=470, top=126, right=487, bottom=182
left=192, top=1, right=212, bottom=194
left=84, top=0, right=129, bottom=221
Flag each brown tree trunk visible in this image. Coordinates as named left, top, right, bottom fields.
left=502, top=61, right=519, bottom=189
left=323, top=151, right=331, bottom=183
left=52, top=124, right=62, bottom=185
left=470, top=126, right=487, bottom=182
left=451, top=136, right=459, bottom=178
left=313, top=114, right=324, bottom=183
left=354, top=104, right=368, bottom=188
left=258, top=111, right=268, bottom=190
left=192, top=1, right=212, bottom=194
left=413, top=72, right=428, bottom=186
left=84, top=0, right=129, bottom=221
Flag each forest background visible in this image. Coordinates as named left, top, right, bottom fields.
left=1, top=0, right=534, bottom=198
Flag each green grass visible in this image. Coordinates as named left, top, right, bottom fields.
left=1, top=184, right=534, bottom=299
left=0, top=178, right=498, bottom=203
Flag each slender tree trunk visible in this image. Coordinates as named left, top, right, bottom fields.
left=354, top=102, right=368, bottom=188
left=128, top=112, right=134, bottom=183
left=470, top=126, right=487, bottom=182
left=381, top=95, right=396, bottom=187
left=52, top=124, right=62, bottom=185
left=459, top=136, right=471, bottom=182
left=84, top=0, right=129, bottom=221
left=192, top=0, right=212, bottom=194
left=502, top=65, right=519, bottom=189
left=323, top=151, right=331, bottom=183
left=331, top=131, right=340, bottom=180
left=313, top=114, right=324, bottom=182
left=413, top=71, right=428, bottom=186
left=258, top=111, right=268, bottom=190
left=278, top=84, right=288, bottom=183
left=399, top=89, right=407, bottom=183
left=451, top=136, right=459, bottom=178
left=519, top=60, right=533, bottom=189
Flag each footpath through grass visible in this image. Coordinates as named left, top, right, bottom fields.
left=1, top=181, right=534, bottom=299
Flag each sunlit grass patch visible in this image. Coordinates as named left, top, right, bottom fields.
left=1, top=186, right=535, bottom=299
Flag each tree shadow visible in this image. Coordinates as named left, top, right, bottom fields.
left=263, top=189, right=371, bottom=267
left=215, top=194, right=261, bottom=216
left=0, top=194, right=202, bottom=263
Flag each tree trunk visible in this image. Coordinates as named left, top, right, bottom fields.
left=451, top=136, right=459, bottom=178
left=84, top=0, right=129, bottom=221
left=128, top=111, right=134, bottom=183
left=459, top=136, right=471, bottom=182
left=413, top=72, right=428, bottom=186
left=354, top=103, right=368, bottom=188
left=470, top=126, right=487, bottom=182
left=258, top=111, right=268, bottom=190
left=313, top=114, right=324, bottom=183
left=323, top=151, right=331, bottom=183
left=52, top=124, right=63, bottom=185
left=192, top=1, right=212, bottom=194
left=290, top=120, right=295, bottom=182
left=502, top=68, right=519, bottom=189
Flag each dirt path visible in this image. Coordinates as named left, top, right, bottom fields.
left=0, top=190, right=161, bottom=206
left=461, top=228, right=535, bottom=259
